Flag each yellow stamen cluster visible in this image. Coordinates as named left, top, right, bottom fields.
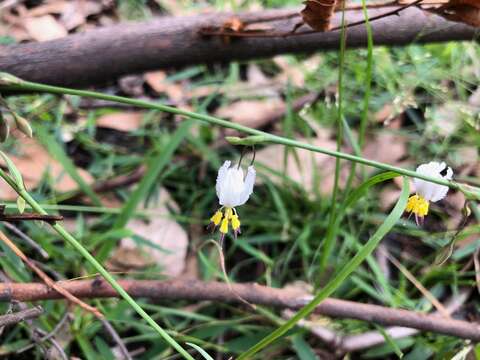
left=406, top=194, right=429, bottom=217
left=210, top=207, right=241, bottom=235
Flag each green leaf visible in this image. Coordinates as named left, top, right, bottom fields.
left=374, top=324, right=404, bottom=359
left=225, top=135, right=268, bottom=146
left=310, top=171, right=399, bottom=279
left=16, top=196, right=25, bottom=214
left=238, top=177, right=410, bottom=359
left=0, top=151, right=24, bottom=190
left=13, top=114, right=33, bottom=138
left=186, top=342, right=214, bottom=360
left=291, top=334, right=319, bottom=360
left=0, top=111, right=9, bottom=142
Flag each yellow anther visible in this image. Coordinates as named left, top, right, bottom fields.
left=220, top=217, right=229, bottom=234
left=210, top=210, right=223, bottom=226
left=225, top=207, right=233, bottom=219
left=231, top=214, right=240, bottom=231
left=406, top=194, right=429, bottom=217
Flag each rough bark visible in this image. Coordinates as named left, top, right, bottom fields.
left=0, top=7, right=477, bottom=87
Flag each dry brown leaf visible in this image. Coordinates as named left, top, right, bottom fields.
left=215, top=99, right=285, bottom=130
left=437, top=7, right=480, bottom=27
left=223, top=17, right=245, bottom=32
left=26, top=0, right=103, bottom=30
left=109, top=188, right=188, bottom=277
left=256, top=131, right=408, bottom=197
left=426, top=102, right=478, bottom=137
left=363, top=133, right=407, bottom=168
left=375, top=104, right=405, bottom=129
left=427, top=0, right=480, bottom=27
left=301, top=0, right=337, bottom=31
left=23, top=15, right=68, bottom=41
left=0, top=138, right=93, bottom=200
left=255, top=131, right=346, bottom=195
left=27, top=1, right=71, bottom=17
left=0, top=22, right=30, bottom=42
left=60, top=0, right=103, bottom=30
left=144, top=71, right=184, bottom=103
left=96, top=112, right=144, bottom=132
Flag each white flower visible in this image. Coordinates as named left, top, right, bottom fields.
left=216, top=160, right=256, bottom=208
left=406, top=161, right=453, bottom=224
left=210, top=160, right=256, bottom=238
left=414, top=161, right=453, bottom=202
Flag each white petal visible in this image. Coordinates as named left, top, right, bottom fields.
left=237, top=166, right=256, bottom=206
left=216, top=160, right=231, bottom=200
left=429, top=185, right=449, bottom=202
left=414, top=161, right=453, bottom=202
left=218, top=167, right=245, bottom=207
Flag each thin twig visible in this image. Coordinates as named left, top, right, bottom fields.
left=16, top=311, right=71, bottom=354
left=0, top=230, right=103, bottom=318
left=474, top=248, right=480, bottom=296
left=0, top=271, right=65, bottom=358
left=0, top=213, right=63, bottom=223
left=0, top=306, right=43, bottom=327
left=288, top=288, right=472, bottom=353
left=383, top=250, right=450, bottom=318
left=0, top=231, right=131, bottom=358
left=2, top=278, right=480, bottom=341
left=100, top=318, right=132, bottom=360
left=199, top=2, right=424, bottom=38
left=329, top=0, right=424, bottom=31
left=3, top=222, right=49, bottom=259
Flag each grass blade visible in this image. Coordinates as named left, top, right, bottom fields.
left=113, top=119, right=192, bottom=229
left=35, top=125, right=103, bottom=206
left=238, top=177, right=410, bottom=359
left=186, top=342, right=214, bottom=360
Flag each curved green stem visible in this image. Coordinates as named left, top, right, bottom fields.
left=0, top=76, right=467, bottom=193
left=319, top=4, right=347, bottom=274
left=0, top=169, right=194, bottom=360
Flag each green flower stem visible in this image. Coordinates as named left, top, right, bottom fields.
left=319, top=5, right=347, bottom=274
left=1, top=77, right=467, bottom=193
left=0, top=169, right=194, bottom=360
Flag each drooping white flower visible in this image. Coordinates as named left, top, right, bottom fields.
left=209, top=160, right=256, bottom=238
left=406, top=161, right=453, bottom=224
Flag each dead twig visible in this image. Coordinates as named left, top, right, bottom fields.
left=0, top=306, right=43, bottom=327
left=16, top=311, right=71, bottom=354
left=0, top=232, right=131, bottom=358
left=200, top=2, right=424, bottom=38
left=4, top=222, right=49, bottom=259
left=383, top=250, right=450, bottom=317
left=0, top=230, right=102, bottom=318
left=100, top=318, right=132, bottom=360
left=2, top=278, right=479, bottom=341
left=329, top=0, right=424, bottom=31
left=285, top=288, right=472, bottom=354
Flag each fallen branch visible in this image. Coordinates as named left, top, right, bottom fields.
left=0, top=8, right=475, bottom=88
left=2, top=278, right=479, bottom=341
left=287, top=288, right=471, bottom=354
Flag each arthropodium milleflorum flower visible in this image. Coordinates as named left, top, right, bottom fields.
left=406, top=161, right=453, bottom=225
left=209, top=160, right=255, bottom=240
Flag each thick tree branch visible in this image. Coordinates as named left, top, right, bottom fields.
left=1, top=278, right=479, bottom=341
left=0, top=7, right=476, bottom=88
